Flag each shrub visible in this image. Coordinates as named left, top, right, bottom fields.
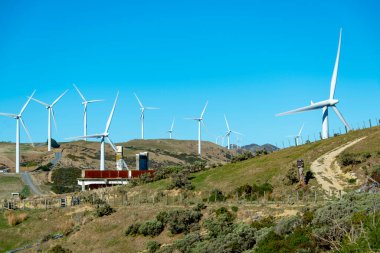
left=95, top=204, right=115, bottom=217
left=208, top=189, right=226, bottom=202
left=231, top=206, right=239, bottom=212
left=146, top=241, right=161, bottom=253
left=37, top=162, right=53, bottom=171
left=192, top=203, right=207, bottom=212
left=231, top=151, right=254, bottom=163
left=174, top=232, right=202, bottom=252
left=167, top=170, right=194, bottom=190
left=284, top=167, right=299, bottom=185
left=125, top=223, right=141, bottom=236
left=51, top=167, right=81, bottom=194
left=339, top=152, right=362, bottom=167
left=165, top=210, right=203, bottom=234
left=5, top=211, right=28, bottom=226
left=347, top=178, right=356, bottom=184
left=138, top=220, right=164, bottom=237
left=251, top=216, right=275, bottom=230
left=49, top=138, right=61, bottom=148
left=48, top=245, right=72, bottom=253
left=304, top=171, right=315, bottom=184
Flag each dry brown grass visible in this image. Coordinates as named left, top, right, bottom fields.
left=5, top=211, right=28, bottom=226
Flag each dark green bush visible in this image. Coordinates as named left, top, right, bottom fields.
left=208, top=189, right=226, bottom=202
left=231, top=206, right=239, bottom=212
left=164, top=210, right=203, bottom=234
left=48, top=138, right=60, bottom=148
left=48, top=245, right=72, bottom=253
left=167, top=170, right=194, bottom=190
left=138, top=220, right=164, bottom=237
left=251, top=216, right=275, bottom=230
left=231, top=151, right=254, bottom=163
left=146, top=241, right=161, bottom=253
left=95, top=204, right=115, bottom=217
left=125, top=223, right=141, bottom=236
left=37, top=162, right=53, bottom=171
left=192, top=203, right=207, bottom=212
left=51, top=167, right=81, bottom=194
left=284, top=167, right=299, bottom=185
left=339, top=152, right=362, bottom=167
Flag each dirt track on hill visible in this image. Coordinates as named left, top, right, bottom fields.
left=310, top=137, right=367, bottom=195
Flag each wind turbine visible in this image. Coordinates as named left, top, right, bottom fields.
left=69, top=92, right=119, bottom=170
left=224, top=114, right=243, bottom=150
left=167, top=118, right=175, bottom=139
left=73, top=84, right=103, bottom=141
left=134, top=93, right=159, bottom=140
left=30, top=90, right=68, bottom=151
left=287, top=124, right=304, bottom=146
left=276, top=29, right=350, bottom=139
left=0, top=91, right=35, bottom=173
left=186, top=101, right=208, bottom=156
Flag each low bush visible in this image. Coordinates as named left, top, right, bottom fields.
left=48, top=245, right=72, bottom=253
left=207, top=189, right=226, bottom=202
left=5, top=211, right=28, bottom=226
left=125, top=223, right=141, bottom=236
left=339, top=152, right=362, bottom=167
left=37, top=162, right=53, bottom=171
left=138, top=220, right=164, bottom=237
left=251, top=216, right=275, bottom=230
left=95, top=204, right=115, bottom=217
left=146, top=241, right=161, bottom=253
left=51, top=167, right=81, bottom=194
left=231, top=151, right=254, bottom=163
left=167, top=170, right=194, bottom=190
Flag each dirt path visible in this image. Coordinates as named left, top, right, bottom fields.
left=311, top=137, right=366, bottom=195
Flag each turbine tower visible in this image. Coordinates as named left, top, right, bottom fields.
left=276, top=29, right=350, bottom=139
left=134, top=93, right=159, bottom=140
left=73, top=84, right=103, bottom=141
left=30, top=90, right=68, bottom=151
left=287, top=124, right=304, bottom=146
left=167, top=118, right=175, bottom=139
left=0, top=91, right=35, bottom=173
left=186, top=101, right=208, bottom=156
left=224, top=114, right=243, bottom=150
left=69, top=92, right=119, bottom=170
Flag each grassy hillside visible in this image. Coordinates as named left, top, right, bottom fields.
left=139, top=126, right=380, bottom=195
left=0, top=175, right=24, bottom=199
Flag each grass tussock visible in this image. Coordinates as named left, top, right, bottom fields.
left=5, top=211, right=28, bottom=226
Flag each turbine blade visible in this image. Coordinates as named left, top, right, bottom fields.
left=330, top=28, right=342, bottom=100
left=276, top=103, right=324, bottom=116
left=134, top=93, right=144, bottom=108
left=106, top=137, right=117, bottom=152
left=30, top=97, right=49, bottom=107
left=20, top=118, right=34, bottom=147
left=332, top=105, right=350, bottom=131
left=105, top=91, right=119, bottom=133
left=145, top=107, right=159, bottom=110
left=184, top=117, right=200, bottom=120
left=73, top=83, right=86, bottom=102
left=170, top=118, right=175, bottom=131
left=86, top=99, right=103, bottom=103
left=224, top=114, right=230, bottom=131
left=200, top=101, right=208, bottom=118
left=298, top=123, right=304, bottom=136
left=232, top=130, right=243, bottom=136
left=51, top=90, right=68, bottom=106
left=66, top=134, right=104, bottom=140
left=0, top=113, right=17, bottom=118
left=20, top=90, right=36, bottom=115
left=51, top=108, right=58, bottom=131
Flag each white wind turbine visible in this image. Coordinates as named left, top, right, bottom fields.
left=167, top=118, right=175, bottom=139
left=30, top=90, right=68, bottom=151
left=276, top=29, right=350, bottom=139
left=186, top=101, right=208, bottom=156
left=0, top=91, right=35, bottom=173
left=69, top=92, right=119, bottom=171
left=73, top=84, right=103, bottom=141
left=287, top=124, right=304, bottom=146
left=224, top=114, right=243, bottom=150
left=134, top=93, right=159, bottom=140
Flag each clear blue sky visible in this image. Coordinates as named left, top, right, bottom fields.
left=0, top=0, right=379, bottom=147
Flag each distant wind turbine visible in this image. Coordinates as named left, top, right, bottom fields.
left=224, top=114, right=243, bottom=150
left=134, top=93, right=159, bottom=140
left=69, top=92, right=119, bottom=170
left=167, top=118, right=175, bottom=139
left=73, top=84, right=103, bottom=141
left=276, top=29, right=350, bottom=139
left=0, top=91, right=35, bottom=173
left=186, top=101, right=208, bottom=156
left=287, top=124, right=304, bottom=146
left=30, top=90, right=68, bottom=151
